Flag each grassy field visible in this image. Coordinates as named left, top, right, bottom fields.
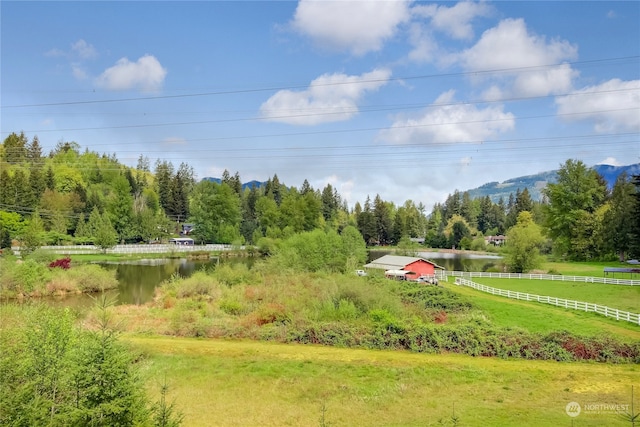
left=460, top=277, right=640, bottom=313
left=441, top=281, right=640, bottom=340
left=541, top=260, right=639, bottom=278
left=129, top=335, right=640, bottom=427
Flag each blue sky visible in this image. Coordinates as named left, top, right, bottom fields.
left=2, top=1, right=639, bottom=210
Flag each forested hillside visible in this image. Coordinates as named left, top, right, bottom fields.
left=1, top=132, right=639, bottom=264
left=466, top=164, right=640, bottom=202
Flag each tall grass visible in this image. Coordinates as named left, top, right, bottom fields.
left=109, top=262, right=640, bottom=363
left=0, top=257, right=118, bottom=298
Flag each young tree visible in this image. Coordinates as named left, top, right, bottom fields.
left=20, top=209, right=44, bottom=256
left=70, top=296, right=150, bottom=426
left=88, top=208, right=118, bottom=252
left=340, top=225, right=367, bottom=271
left=107, top=175, right=134, bottom=241
left=505, top=211, right=545, bottom=273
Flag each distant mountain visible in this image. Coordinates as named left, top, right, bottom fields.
left=466, top=163, right=640, bottom=202
left=202, top=177, right=266, bottom=191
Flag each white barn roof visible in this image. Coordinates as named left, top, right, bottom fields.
left=364, top=255, right=443, bottom=271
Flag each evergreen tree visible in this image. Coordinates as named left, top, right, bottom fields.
left=629, top=175, right=640, bottom=258
left=604, top=172, right=636, bottom=260
left=107, top=175, right=134, bottom=241
left=373, top=194, right=392, bottom=245
left=27, top=135, right=43, bottom=162
left=300, top=179, right=313, bottom=195
left=357, top=196, right=376, bottom=245
left=321, top=184, right=338, bottom=221
left=155, top=160, right=174, bottom=218
left=45, top=166, right=56, bottom=191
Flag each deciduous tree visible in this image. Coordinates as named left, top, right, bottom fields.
left=505, top=211, right=544, bottom=273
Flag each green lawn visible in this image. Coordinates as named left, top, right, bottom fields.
left=542, top=260, right=639, bottom=278
left=128, top=335, right=640, bottom=427
left=441, top=282, right=640, bottom=339
left=463, top=277, right=640, bottom=313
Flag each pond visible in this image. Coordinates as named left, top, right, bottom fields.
left=32, top=250, right=502, bottom=308
left=44, top=257, right=242, bottom=309
left=368, top=249, right=502, bottom=273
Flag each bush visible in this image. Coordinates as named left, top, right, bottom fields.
left=49, top=257, right=71, bottom=269
left=219, top=299, right=245, bottom=315
left=175, top=271, right=221, bottom=299
left=27, top=248, right=57, bottom=264
left=11, top=259, right=51, bottom=294
left=399, top=284, right=473, bottom=312
left=213, top=263, right=256, bottom=287
left=58, top=264, right=118, bottom=293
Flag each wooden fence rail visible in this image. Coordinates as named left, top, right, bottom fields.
left=454, top=277, right=640, bottom=325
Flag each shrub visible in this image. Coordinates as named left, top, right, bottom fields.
left=213, top=263, right=255, bottom=287
left=49, top=257, right=71, bottom=269
left=254, top=302, right=290, bottom=326
left=433, top=311, right=448, bottom=324
left=219, top=299, right=244, bottom=315
left=12, top=259, right=50, bottom=294
left=399, top=285, right=473, bottom=312
left=27, top=248, right=57, bottom=264
left=175, top=272, right=221, bottom=299
left=58, top=264, right=118, bottom=293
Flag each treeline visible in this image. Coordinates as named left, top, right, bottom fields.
left=1, top=132, right=639, bottom=262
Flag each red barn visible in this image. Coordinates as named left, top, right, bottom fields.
left=364, top=255, right=443, bottom=280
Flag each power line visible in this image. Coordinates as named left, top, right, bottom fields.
left=2, top=55, right=638, bottom=109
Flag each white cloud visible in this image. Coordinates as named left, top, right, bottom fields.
left=455, top=18, right=578, bottom=97
left=71, top=64, right=88, bottom=80
left=407, top=22, right=437, bottom=63
left=45, top=39, right=97, bottom=60
left=260, top=68, right=392, bottom=125
left=598, top=157, right=621, bottom=166
left=412, top=1, right=491, bottom=40
left=71, top=39, right=97, bottom=59
left=555, top=79, right=640, bottom=132
left=290, top=0, right=411, bottom=55
left=45, top=48, right=66, bottom=58
left=95, top=55, right=167, bottom=92
left=380, top=90, right=515, bottom=144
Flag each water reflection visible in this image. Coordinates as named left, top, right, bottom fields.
left=11, top=251, right=500, bottom=309
left=102, top=258, right=222, bottom=305
left=368, top=249, right=502, bottom=273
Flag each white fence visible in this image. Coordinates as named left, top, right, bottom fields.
left=11, top=244, right=234, bottom=256
left=443, top=270, right=640, bottom=286
left=454, top=277, right=640, bottom=325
